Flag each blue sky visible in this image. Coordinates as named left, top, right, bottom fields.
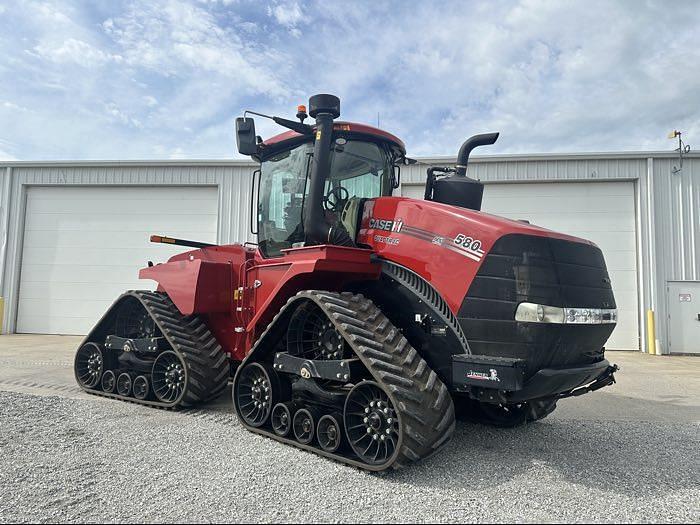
left=0, top=0, right=698, bottom=160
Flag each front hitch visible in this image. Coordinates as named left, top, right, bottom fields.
left=558, top=364, right=619, bottom=399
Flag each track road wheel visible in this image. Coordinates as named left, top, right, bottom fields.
left=116, top=373, right=133, bottom=397
left=101, top=370, right=116, bottom=393
left=152, top=351, right=186, bottom=403
left=234, top=363, right=278, bottom=428
left=317, top=414, right=343, bottom=453
left=75, top=343, right=104, bottom=389
left=293, top=409, right=316, bottom=445
left=271, top=402, right=293, bottom=437
left=345, top=381, right=399, bottom=465
left=133, top=375, right=150, bottom=400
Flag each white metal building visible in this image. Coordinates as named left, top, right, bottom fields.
left=1, top=151, right=698, bottom=354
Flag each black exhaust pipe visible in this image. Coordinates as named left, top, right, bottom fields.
left=455, top=132, right=499, bottom=176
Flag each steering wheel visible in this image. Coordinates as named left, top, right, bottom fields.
left=323, top=186, right=349, bottom=213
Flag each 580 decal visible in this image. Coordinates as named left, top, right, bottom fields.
left=448, top=233, right=485, bottom=262
left=453, top=233, right=482, bottom=252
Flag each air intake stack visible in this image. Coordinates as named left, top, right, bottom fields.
left=425, top=132, right=499, bottom=211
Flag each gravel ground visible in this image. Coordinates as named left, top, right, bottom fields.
left=0, top=390, right=698, bottom=523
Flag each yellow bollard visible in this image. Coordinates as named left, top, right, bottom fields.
left=646, top=310, right=657, bottom=355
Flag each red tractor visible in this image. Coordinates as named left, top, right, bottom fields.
left=74, top=94, right=618, bottom=470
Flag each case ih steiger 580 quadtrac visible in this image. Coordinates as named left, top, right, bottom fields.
left=75, top=94, right=619, bottom=471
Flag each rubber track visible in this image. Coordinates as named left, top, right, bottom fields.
left=233, top=290, right=456, bottom=471
left=76, top=291, right=229, bottom=409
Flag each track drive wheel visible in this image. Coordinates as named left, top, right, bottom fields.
left=345, top=381, right=399, bottom=465
left=75, top=343, right=104, bottom=388
left=234, top=363, right=279, bottom=428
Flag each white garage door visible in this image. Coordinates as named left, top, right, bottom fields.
left=17, top=186, right=218, bottom=335
left=402, top=181, right=638, bottom=350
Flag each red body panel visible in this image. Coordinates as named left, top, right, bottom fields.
left=357, top=197, right=595, bottom=314
left=262, top=121, right=406, bottom=152
left=138, top=196, right=595, bottom=363
left=139, top=243, right=380, bottom=362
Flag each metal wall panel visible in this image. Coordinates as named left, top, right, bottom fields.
left=402, top=156, right=646, bottom=184
left=0, top=162, right=255, bottom=332
left=1, top=153, right=699, bottom=353
left=643, top=157, right=700, bottom=353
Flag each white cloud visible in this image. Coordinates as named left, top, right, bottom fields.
left=267, top=1, right=303, bottom=37
left=102, top=1, right=291, bottom=98
left=0, top=0, right=699, bottom=160
left=0, top=138, right=17, bottom=160
left=32, top=38, right=123, bottom=67
left=104, top=102, right=142, bottom=128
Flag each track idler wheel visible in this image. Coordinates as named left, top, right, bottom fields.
left=271, top=402, right=294, bottom=437
left=293, top=408, right=318, bottom=445
left=317, top=413, right=343, bottom=453
left=75, top=342, right=104, bottom=389
left=234, top=363, right=279, bottom=428
left=101, top=370, right=116, bottom=393
left=116, top=372, right=133, bottom=397
left=152, top=351, right=186, bottom=404
left=345, top=381, right=399, bottom=465
left=132, top=375, right=150, bottom=400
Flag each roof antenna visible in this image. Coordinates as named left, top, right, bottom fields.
left=669, top=130, right=691, bottom=174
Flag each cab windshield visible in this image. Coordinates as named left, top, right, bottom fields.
left=258, top=138, right=393, bottom=257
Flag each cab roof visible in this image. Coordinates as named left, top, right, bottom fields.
left=260, top=121, right=406, bottom=156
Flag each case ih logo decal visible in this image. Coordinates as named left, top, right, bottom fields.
left=369, top=217, right=404, bottom=233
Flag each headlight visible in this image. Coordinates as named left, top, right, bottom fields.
left=515, top=302, right=617, bottom=324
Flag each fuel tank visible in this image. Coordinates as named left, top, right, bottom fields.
left=357, top=196, right=616, bottom=375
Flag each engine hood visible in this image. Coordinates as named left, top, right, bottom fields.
left=356, top=196, right=598, bottom=314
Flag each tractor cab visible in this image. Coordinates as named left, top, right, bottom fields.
left=236, top=96, right=406, bottom=257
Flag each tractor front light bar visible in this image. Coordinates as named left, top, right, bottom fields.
left=515, top=303, right=617, bottom=324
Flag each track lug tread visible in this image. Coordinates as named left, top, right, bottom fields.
left=232, top=289, right=455, bottom=472
left=76, top=290, right=229, bottom=410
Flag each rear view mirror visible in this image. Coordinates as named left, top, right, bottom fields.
left=236, top=117, right=258, bottom=156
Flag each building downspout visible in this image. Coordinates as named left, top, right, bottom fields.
left=644, top=157, right=660, bottom=354
left=0, top=167, right=12, bottom=334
